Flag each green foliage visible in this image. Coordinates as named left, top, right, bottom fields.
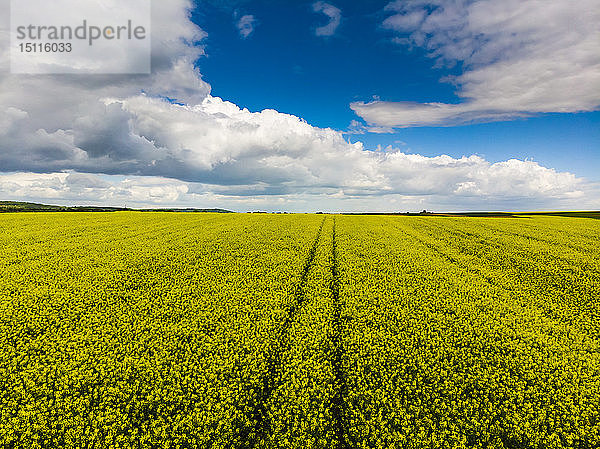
left=0, top=213, right=598, bottom=447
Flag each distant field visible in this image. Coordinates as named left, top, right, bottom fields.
left=1, top=212, right=599, bottom=448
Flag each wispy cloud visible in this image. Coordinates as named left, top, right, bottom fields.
left=353, top=0, right=600, bottom=127
left=346, top=120, right=395, bottom=135
left=312, top=2, right=341, bottom=37
left=236, top=14, right=256, bottom=39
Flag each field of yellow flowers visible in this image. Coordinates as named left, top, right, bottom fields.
left=1, top=212, right=598, bottom=448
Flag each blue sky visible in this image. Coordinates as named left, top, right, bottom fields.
left=193, top=0, right=599, bottom=180
left=0, top=0, right=598, bottom=211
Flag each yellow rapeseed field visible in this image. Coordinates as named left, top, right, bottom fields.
left=1, top=212, right=598, bottom=448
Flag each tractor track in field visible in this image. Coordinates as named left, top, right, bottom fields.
left=328, top=217, right=352, bottom=449
left=401, top=219, right=600, bottom=295
left=416, top=218, right=600, bottom=275
left=236, top=217, right=326, bottom=448
left=393, top=221, right=507, bottom=289
left=392, top=221, right=600, bottom=336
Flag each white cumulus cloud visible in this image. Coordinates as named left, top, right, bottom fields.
left=352, top=0, right=600, bottom=127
